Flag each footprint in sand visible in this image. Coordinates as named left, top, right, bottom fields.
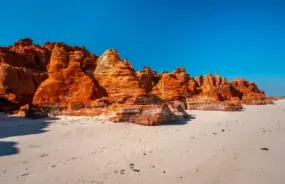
left=40, top=153, right=49, bottom=158
left=129, top=163, right=140, bottom=172
left=67, top=157, right=76, bottom=161
left=0, top=169, right=7, bottom=174
left=16, top=172, right=30, bottom=179
left=29, top=144, right=41, bottom=148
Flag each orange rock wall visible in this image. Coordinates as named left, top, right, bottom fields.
left=0, top=38, right=272, bottom=124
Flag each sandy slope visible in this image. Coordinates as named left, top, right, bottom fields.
left=0, top=100, right=285, bottom=184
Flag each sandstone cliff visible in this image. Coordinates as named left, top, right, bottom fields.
left=0, top=39, right=272, bottom=125
left=0, top=39, right=48, bottom=110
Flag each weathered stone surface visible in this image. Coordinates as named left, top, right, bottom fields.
left=187, top=79, right=198, bottom=94
left=0, top=38, right=273, bottom=125
left=186, top=96, right=243, bottom=111
left=32, top=47, right=189, bottom=125
left=152, top=68, right=190, bottom=102
left=0, top=63, right=47, bottom=103
left=108, top=103, right=189, bottom=126
left=109, top=104, right=172, bottom=126
left=33, top=43, right=105, bottom=107
left=136, top=66, right=158, bottom=93
left=0, top=39, right=48, bottom=109
left=194, top=75, right=203, bottom=86
left=188, top=74, right=271, bottom=105
left=228, top=78, right=269, bottom=104
left=94, top=49, right=145, bottom=102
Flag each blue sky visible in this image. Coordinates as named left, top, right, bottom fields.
left=1, top=0, right=284, bottom=96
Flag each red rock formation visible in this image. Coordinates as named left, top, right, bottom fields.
left=194, top=75, right=203, bottom=86
left=33, top=47, right=188, bottom=125
left=228, top=78, right=269, bottom=104
left=109, top=104, right=175, bottom=126
left=94, top=49, right=146, bottom=103
left=152, top=68, right=190, bottom=101
left=186, top=96, right=243, bottom=111
left=136, top=66, right=158, bottom=93
left=92, top=51, right=189, bottom=125
left=0, top=38, right=273, bottom=125
left=0, top=39, right=48, bottom=110
left=33, top=43, right=105, bottom=108
left=187, top=79, right=198, bottom=93
left=186, top=73, right=270, bottom=108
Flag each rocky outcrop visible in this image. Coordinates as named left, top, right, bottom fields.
left=136, top=66, right=158, bottom=93
left=94, top=49, right=145, bottom=102
left=0, top=39, right=48, bottom=110
left=151, top=70, right=268, bottom=111
left=186, top=96, right=243, bottom=111
left=109, top=104, right=183, bottom=126
left=152, top=68, right=190, bottom=101
left=0, top=38, right=273, bottom=125
left=33, top=47, right=189, bottom=125
left=186, top=74, right=271, bottom=108
left=228, top=78, right=269, bottom=104
left=33, top=43, right=105, bottom=108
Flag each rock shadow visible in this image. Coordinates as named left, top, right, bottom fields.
left=0, top=142, right=19, bottom=157
left=162, top=115, right=196, bottom=126
left=0, top=113, right=58, bottom=157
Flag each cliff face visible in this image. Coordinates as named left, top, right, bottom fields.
left=0, top=39, right=272, bottom=125
left=33, top=42, right=104, bottom=108
left=94, top=49, right=145, bottom=102
left=0, top=39, right=48, bottom=110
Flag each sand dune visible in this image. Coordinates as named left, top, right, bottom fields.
left=0, top=100, right=285, bottom=184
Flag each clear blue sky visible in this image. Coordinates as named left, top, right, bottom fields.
left=1, top=0, right=284, bottom=96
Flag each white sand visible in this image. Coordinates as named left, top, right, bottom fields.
left=0, top=100, right=285, bottom=184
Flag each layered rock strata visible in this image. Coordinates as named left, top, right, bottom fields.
left=0, top=39, right=272, bottom=125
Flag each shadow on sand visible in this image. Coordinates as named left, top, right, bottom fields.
left=0, top=113, right=58, bottom=157
left=162, top=115, right=196, bottom=126
left=0, top=142, right=19, bottom=157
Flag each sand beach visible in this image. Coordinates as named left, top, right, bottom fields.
left=0, top=100, right=285, bottom=184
